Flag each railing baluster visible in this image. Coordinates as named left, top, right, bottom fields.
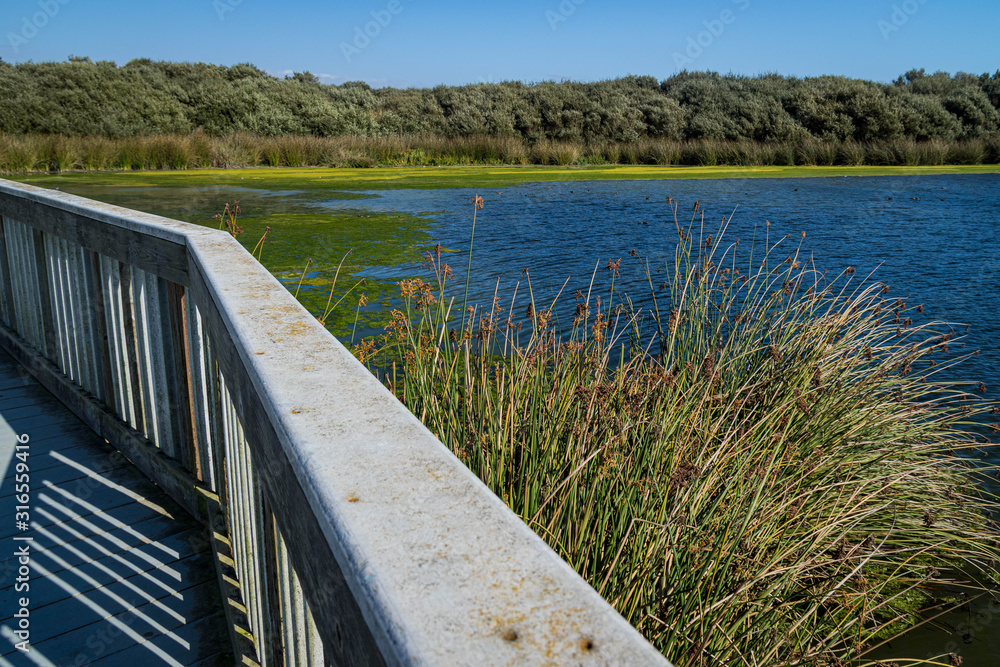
left=53, top=235, right=78, bottom=383
left=263, top=505, right=285, bottom=666
left=118, top=261, right=147, bottom=434
left=8, top=221, right=39, bottom=350
left=23, top=223, right=42, bottom=352
left=149, top=273, right=176, bottom=457
left=130, top=266, right=162, bottom=448
left=220, top=377, right=254, bottom=641
left=186, top=300, right=215, bottom=486
left=237, top=413, right=266, bottom=658
left=89, top=251, right=116, bottom=407
left=42, top=233, right=65, bottom=374
left=102, top=256, right=134, bottom=424
left=7, top=222, right=26, bottom=341
left=58, top=236, right=79, bottom=384
left=30, top=227, right=57, bottom=361
left=305, top=589, right=323, bottom=666
left=0, top=217, right=15, bottom=330
left=276, top=528, right=297, bottom=666
left=165, top=281, right=197, bottom=472
left=73, top=242, right=100, bottom=396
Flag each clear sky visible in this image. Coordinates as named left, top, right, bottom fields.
left=1, top=0, right=997, bottom=88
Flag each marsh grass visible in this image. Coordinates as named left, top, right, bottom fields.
left=360, top=199, right=1000, bottom=665
left=3, top=133, right=1000, bottom=173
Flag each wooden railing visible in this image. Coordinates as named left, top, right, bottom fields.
left=0, top=178, right=670, bottom=666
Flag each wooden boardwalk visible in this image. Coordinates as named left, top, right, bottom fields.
left=0, top=348, right=230, bottom=666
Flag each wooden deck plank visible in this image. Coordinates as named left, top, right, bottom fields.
left=0, top=422, right=100, bottom=455
left=0, top=491, right=190, bottom=557
left=0, top=444, right=129, bottom=482
left=4, top=501, right=196, bottom=556
left=0, top=383, right=68, bottom=410
left=0, top=486, right=178, bottom=539
left=187, top=651, right=236, bottom=667
left=0, top=514, right=200, bottom=598
left=0, top=374, right=36, bottom=392
left=0, top=405, right=79, bottom=432
left=0, top=552, right=217, bottom=650
left=22, top=581, right=224, bottom=666
left=0, top=348, right=227, bottom=665
left=0, top=457, right=136, bottom=502
left=0, top=523, right=202, bottom=593
left=0, top=426, right=127, bottom=481
left=87, top=613, right=230, bottom=667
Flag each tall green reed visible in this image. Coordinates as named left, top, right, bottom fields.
left=4, top=133, right=1000, bottom=173
left=360, top=197, right=999, bottom=666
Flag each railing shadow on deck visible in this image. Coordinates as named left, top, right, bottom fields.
left=0, top=367, right=227, bottom=665
left=0, top=178, right=671, bottom=666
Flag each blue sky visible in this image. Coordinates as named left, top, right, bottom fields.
left=1, top=0, right=997, bottom=88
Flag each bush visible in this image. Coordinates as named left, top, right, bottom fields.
left=1, top=60, right=998, bottom=144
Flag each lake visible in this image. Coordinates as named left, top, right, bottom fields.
left=28, top=170, right=1000, bottom=662
left=33, top=171, right=999, bottom=444
left=332, top=175, right=999, bottom=402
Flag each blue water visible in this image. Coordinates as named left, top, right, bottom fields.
left=325, top=174, right=1000, bottom=411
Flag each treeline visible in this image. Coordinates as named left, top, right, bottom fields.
left=1, top=57, right=999, bottom=143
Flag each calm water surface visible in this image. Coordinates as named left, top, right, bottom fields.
left=333, top=174, right=999, bottom=406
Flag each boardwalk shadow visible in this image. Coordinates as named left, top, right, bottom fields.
left=0, top=349, right=228, bottom=666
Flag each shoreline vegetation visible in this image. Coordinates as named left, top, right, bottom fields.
left=4, top=133, right=1000, bottom=175
left=350, top=198, right=1000, bottom=665
left=2, top=60, right=999, bottom=175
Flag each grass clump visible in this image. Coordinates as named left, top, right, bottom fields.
left=360, top=199, right=999, bottom=665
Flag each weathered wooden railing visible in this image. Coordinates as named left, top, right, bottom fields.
left=0, top=178, right=669, bottom=666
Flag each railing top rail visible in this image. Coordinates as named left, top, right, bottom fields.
left=0, top=177, right=670, bottom=666
left=0, top=179, right=204, bottom=244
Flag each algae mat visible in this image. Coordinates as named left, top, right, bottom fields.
left=13, top=163, right=1000, bottom=195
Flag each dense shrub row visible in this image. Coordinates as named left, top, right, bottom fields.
left=1, top=58, right=998, bottom=143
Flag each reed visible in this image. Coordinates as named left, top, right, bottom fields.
left=3, top=133, right=1000, bottom=173
left=359, top=199, right=1000, bottom=665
